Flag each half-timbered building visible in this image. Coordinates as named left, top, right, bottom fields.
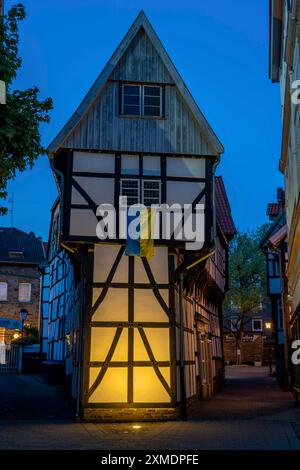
left=45, top=11, right=233, bottom=421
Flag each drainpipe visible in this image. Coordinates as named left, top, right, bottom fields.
left=76, top=263, right=85, bottom=421
left=179, top=271, right=187, bottom=419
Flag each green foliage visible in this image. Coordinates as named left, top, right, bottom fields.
left=224, top=224, right=270, bottom=341
left=0, top=3, right=53, bottom=214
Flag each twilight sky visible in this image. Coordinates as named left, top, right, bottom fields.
left=1, top=0, right=283, bottom=240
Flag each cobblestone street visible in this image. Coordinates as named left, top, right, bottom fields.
left=0, top=366, right=300, bottom=450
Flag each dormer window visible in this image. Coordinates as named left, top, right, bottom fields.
left=121, top=83, right=163, bottom=117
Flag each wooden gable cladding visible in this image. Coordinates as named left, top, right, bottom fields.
left=111, top=28, right=173, bottom=83
left=63, top=81, right=214, bottom=155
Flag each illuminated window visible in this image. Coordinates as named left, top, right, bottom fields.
left=18, top=283, right=31, bottom=302
left=0, top=282, right=8, bottom=301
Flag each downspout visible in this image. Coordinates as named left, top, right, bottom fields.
left=76, top=264, right=84, bottom=421
left=179, top=271, right=186, bottom=419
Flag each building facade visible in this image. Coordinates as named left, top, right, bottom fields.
left=261, top=188, right=288, bottom=384
left=223, top=302, right=274, bottom=367
left=0, top=227, right=45, bottom=344
left=269, top=0, right=300, bottom=400
left=45, top=12, right=235, bottom=421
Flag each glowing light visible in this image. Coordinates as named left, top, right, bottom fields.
left=132, top=425, right=142, bottom=429
left=13, top=333, right=20, bottom=339
left=265, top=322, right=272, bottom=330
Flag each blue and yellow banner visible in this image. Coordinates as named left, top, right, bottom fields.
left=125, top=208, right=155, bottom=258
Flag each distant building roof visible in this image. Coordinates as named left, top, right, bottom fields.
left=215, top=176, right=237, bottom=239
left=0, top=227, right=45, bottom=264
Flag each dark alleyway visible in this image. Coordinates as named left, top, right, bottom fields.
left=0, top=374, right=73, bottom=420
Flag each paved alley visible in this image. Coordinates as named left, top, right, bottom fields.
left=0, top=367, right=300, bottom=450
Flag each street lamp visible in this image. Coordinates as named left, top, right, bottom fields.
left=20, top=308, right=28, bottom=339
left=265, top=321, right=273, bottom=374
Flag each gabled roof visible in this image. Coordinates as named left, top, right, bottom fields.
left=0, top=227, right=45, bottom=265
left=48, top=10, right=224, bottom=155
left=215, top=176, right=237, bottom=239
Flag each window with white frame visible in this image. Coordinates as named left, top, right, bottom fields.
left=252, top=318, right=263, bottom=332
left=142, top=180, right=161, bottom=206
left=120, top=179, right=140, bottom=206
left=120, top=179, right=161, bottom=207
left=18, top=283, right=31, bottom=302
left=121, top=84, right=162, bottom=117
left=0, top=282, right=8, bottom=301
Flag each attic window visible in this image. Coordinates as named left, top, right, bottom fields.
left=8, top=250, right=24, bottom=259
left=121, top=84, right=163, bottom=117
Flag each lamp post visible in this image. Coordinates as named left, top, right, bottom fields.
left=20, top=308, right=28, bottom=339
left=265, top=321, right=273, bottom=374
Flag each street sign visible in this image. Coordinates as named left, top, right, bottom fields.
left=0, top=318, right=22, bottom=330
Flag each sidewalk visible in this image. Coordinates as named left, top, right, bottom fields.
left=0, top=367, right=299, bottom=450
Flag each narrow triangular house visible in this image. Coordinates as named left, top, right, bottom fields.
left=46, top=11, right=230, bottom=421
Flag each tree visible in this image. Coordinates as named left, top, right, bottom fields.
left=224, top=224, right=270, bottom=364
left=0, top=3, right=53, bottom=215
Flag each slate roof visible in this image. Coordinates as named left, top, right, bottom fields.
left=215, top=176, right=237, bottom=239
left=0, top=227, right=45, bottom=264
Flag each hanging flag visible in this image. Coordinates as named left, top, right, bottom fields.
left=125, top=208, right=155, bottom=258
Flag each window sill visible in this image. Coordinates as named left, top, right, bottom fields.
left=118, top=114, right=166, bottom=121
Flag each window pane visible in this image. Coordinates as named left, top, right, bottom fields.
left=142, top=180, right=161, bottom=206
left=123, top=105, right=140, bottom=116
left=123, top=85, right=141, bottom=116
left=124, top=94, right=140, bottom=105
left=120, top=179, right=139, bottom=206
left=124, top=85, right=140, bottom=95
left=144, top=106, right=161, bottom=117
left=253, top=320, right=262, bottom=331
left=18, top=283, right=31, bottom=302
left=0, top=282, right=7, bottom=301
left=144, top=96, right=160, bottom=107
left=144, top=86, right=161, bottom=96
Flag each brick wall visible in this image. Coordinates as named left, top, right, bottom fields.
left=0, top=265, right=41, bottom=335
left=223, top=333, right=264, bottom=364
left=83, top=407, right=180, bottom=422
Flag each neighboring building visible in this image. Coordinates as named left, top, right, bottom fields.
left=0, top=227, right=46, bottom=343
left=261, top=188, right=288, bottom=384
left=269, top=0, right=300, bottom=400
left=223, top=301, right=274, bottom=366
left=45, top=11, right=234, bottom=421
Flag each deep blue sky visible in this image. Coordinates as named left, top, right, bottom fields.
left=2, top=0, right=283, bottom=240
